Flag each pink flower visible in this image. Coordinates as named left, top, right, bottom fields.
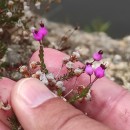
left=93, top=50, right=103, bottom=61
left=39, top=23, right=48, bottom=36
left=94, top=64, right=106, bottom=78
left=33, top=30, right=43, bottom=41
left=85, top=63, right=94, bottom=75
left=33, top=23, right=48, bottom=41
left=39, top=27, right=48, bottom=36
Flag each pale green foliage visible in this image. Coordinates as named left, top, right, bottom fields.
left=85, top=18, right=111, bottom=33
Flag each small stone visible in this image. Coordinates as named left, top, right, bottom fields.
left=113, top=54, right=122, bottom=63
left=24, top=5, right=30, bottom=11
left=23, top=30, right=29, bottom=37
left=75, top=46, right=89, bottom=57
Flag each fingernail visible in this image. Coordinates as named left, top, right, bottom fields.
left=17, top=78, right=56, bottom=108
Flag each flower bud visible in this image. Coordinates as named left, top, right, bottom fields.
left=35, top=70, right=42, bottom=75
left=63, top=56, right=70, bottom=64
left=94, top=64, right=106, bottom=78
left=30, top=61, right=37, bottom=69
left=33, top=25, right=48, bottom=41
left=66, top=61, right=74, bottom=69
left=72, top=51, right=80, bottom=59
left=35, top=1, right=41, bottom=9
left=30, top=26, right=36, bottom=32
left=8, top=0, right=14, bottom=6
left=93, top=50, right=103, bottom=61
left=56, top=81, right=64, bottom=88
left=39, top=26, right=48, bottom=36
left=74, top=68, right=83, bottom=76
left=32, top=74, right=39, bottom=79
left=6, top=12, right=12, bottom=18
left=46, top=73, right=55, bottom=81
left=19, top=65, right=28, bottom=73
left=33, top=30, right=43, bottom=41
left=61, top=87, right=66, bottom=91
left=85, top=90, right=91, bottom=101
left=40, top=73, right=49, bottom=85
left=85, top=63, right=94, bottom=76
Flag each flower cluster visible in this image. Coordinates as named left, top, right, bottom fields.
left=85, top=50, right=106, bottom=79
left=63, top=51, right=83, bottom=75
left=64, top=50, right=106, bottom=102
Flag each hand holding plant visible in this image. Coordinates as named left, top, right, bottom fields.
left=0, top=48, right=130, bottom=130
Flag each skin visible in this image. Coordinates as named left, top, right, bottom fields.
left=0, top=48, right=130, bottom=130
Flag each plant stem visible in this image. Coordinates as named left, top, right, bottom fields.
left=68, top=87, right=90, bottom=103
left=57, top=71, right=75, bottom=81
left=39, top=41, right=48, bottom=74
left=68, top=77, right=98, bottom=103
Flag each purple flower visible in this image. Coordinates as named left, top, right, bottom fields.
left=39, top=27, right=48, bottom=36
left=93, top=50, right=103, bottom=61
left=94, top=64, right=106, bottom=78
left=33, top=23, right=48, bottom=41
left=85, top=63, right=94, bottom=76
left=33, top=30, right=43, bottom=41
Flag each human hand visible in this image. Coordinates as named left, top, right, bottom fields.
left=0, top=48, right=130, bottom=130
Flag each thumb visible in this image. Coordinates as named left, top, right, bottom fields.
left=11, top=78, right=111, bottom=130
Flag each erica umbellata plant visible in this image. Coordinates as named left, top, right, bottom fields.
left=0, top=23, right=107, bottom=130
left=19, top=23, right=107, bottom=104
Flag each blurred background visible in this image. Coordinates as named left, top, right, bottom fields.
left=34, top=0, right=130, bottom=38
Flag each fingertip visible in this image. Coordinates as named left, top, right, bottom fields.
left=0, top=77, right=15, bottom=103
left=0, top=121, right=10, bottom=130
left=0, top=78, right=15, bottom=127
left=11, top=78, right=111, bottom=130
left=11, top=78, right=56, bottom=109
